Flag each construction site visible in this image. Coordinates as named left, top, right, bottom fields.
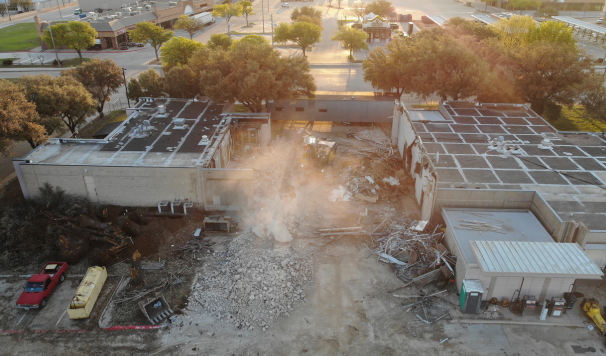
left=1, top=97, right=606, bottom=355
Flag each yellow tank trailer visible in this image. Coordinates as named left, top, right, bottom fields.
left=66, top=266, right=108, bottom=319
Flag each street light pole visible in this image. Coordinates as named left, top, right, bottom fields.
left=48, top=23, right=61, bottom=68
left=122, top=68, right=131, bottom=107
left=261, top=0, right=265, bottom=33
left=271, top=13, right=273, bottom=45
left=56, top=0, right=62, bottom=19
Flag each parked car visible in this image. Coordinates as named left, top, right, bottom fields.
left=74, top=8, right=82, bottom=15
left=128, top=42, right=137, bottom=47
left=94, top=8, right=103, bottom=13
left=597, top=19, right=604, bottom=24
left=282, top=2, right=289, bottom=6
left=136, top=43, right=145, bottom=47
left=119, top=45, right=129, bottom=50
left=16, top=262, right=68, bottom=310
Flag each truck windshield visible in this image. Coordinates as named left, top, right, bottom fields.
left=25, top=282, right=44, bottom=292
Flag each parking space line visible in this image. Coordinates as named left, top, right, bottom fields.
left=56, top=309, right=67, bottom=326
left=16, top=310, right=28, bottom=326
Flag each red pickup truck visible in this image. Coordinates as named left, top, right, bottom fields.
left=16, top=262, right=69, bottom=310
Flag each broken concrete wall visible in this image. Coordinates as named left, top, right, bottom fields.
left=19, top=164, right=200, bottom=206
left=198, top=168, right=254, bottom=211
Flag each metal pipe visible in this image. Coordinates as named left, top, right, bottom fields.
left=48, top=23, right=61, bottom=68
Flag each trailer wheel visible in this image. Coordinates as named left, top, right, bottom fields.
left=40, top=298, right=47, bottom=308
left=59, top=274, right=66, bottom=283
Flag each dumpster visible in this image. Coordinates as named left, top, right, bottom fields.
left=66, top=266, right=107, bottom=319
left=138, top=292, right=173, bottom=325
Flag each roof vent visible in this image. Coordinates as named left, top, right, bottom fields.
left=538, top=139, right=553, bottom=150
left=198, top=135, right=209, bottom=145
left=173, top=118, right=185, bottom=125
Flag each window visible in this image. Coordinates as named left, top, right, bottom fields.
left=275, top=106, right=284, bottom=111
left=296, top=107, right=304, bottom=112
left=319, top=108, right=327, bottom=113
left=44, top=278, right=51, bottom=289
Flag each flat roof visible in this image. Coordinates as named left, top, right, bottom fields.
left=470, top=240, right=603, bottom=278
left=426, top=15, right=447, bottom=26
left=442, top=208, right=554, bottom=265
left=471, top=14, right=498, bottom=25
left=414, top=102, right=606, bottom=230
left=553, top=16, right=606, bottom=36
left=21, top=98, right=232, bottom=167
left=267, top=100, right=394, bottom=123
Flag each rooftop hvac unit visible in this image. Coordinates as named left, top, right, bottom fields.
left=115, top=11, right=122, bottom=17
left=149, top=0, right=156, bottom=3
left=198, top=135, right=209, bottom=145
left=136, top=6, right=142, bottom=11
left=145, top=4, right=151, bottom=10
left=173, top=118, right=185, bottom=125
left=110, top=15, right=117, bottom=19
left=124, top=6, right=132, bottom=11
left=157, top=105, right=168, bottom=117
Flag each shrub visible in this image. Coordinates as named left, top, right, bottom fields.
left=2, top=59, right=13, bottom=66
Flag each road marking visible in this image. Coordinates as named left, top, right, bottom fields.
left=16, top=310, right=28, bottom=326
left=56, top=309, right=67, bottom=326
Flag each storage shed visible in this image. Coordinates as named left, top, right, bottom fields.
left=442, top=208, right=603, bottom=302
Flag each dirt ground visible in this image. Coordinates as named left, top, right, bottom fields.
left=1, top=124, right=606, bottom=355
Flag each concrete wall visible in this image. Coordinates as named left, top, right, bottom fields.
left=199, top=169, right=254, bottom=211
left=20, top=164, right=200, bottom=206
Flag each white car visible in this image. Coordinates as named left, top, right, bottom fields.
left=597, top=19, right=604, bottom=24
left=282, top=2, right=289, bottom=7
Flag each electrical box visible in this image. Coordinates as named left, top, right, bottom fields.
left=521, top=295, right=537, bottom=315
left=549, top=297, right=566, bottom=317
left=459, top=279, right=483, bottom=314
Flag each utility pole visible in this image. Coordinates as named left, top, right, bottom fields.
left=48, top=23, right=61, bottom=68
left=122, top=68, right=130, bottom=107
left=261, top=0, right=265, bottom=33
left=271, top=13, right=274, bottom=45
left=56, top=0, right=62, bottom=19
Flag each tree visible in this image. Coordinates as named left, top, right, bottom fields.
left=525, top=20, right=575, bottom=47
left=199, top=39, right=316, bottom=112
left=348, top=1, right=366, bottom=21
left=0, top=80, right=46, bottom=155
left=492, top=15, right=537, bottom=49
left=41, top=22, right=97, bottom=62
left=207, top=33, right=231, bottom=50
left=164, top=66, right=199, bottom=98
left=480, top=0, right=496, bottom=12
left=445, top=17, right=499, bottom=41
left=291, top=6, right=323, bottom=26
left=212, top=3, right=242, bottom=32
left=160, top=36, right=204, bottom=67
left=63, top=58, right=125, bottom=120
left=238, top=1, right=254, bottom=27
left=579, top=72, right=606, bottom=120
left=127, top=78, right=144, bottom=102
left=138, top=69, right=164, bottom=98
left=510, top=0, right=540, bottom=13
left=274, top=22, right=322, bottom=57
left=510, top=42, right=592, bottom=113
left=52, top=76, right=97, bottom=134
left=18, top=74, right=64, bottom=137
left=331, top=26, right=368, bottom=59
left=327, top=0, right=334, bottom=7
left=363, top=37, right=415, bottom=97
left=173, top=15, right=205, bottom=40
left=336, top=0, right=344, bottom=9
left=129, top=22, right=174, bottom=61
left=0, top=3, right=8, bottom=18
left=10, top=0, right=32, bottom=11
left=364, top=0, right=394, bottom=17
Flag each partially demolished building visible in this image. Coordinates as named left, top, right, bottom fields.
left=13, top=98, right=271, bottom=211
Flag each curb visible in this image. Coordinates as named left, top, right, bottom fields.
left=0, top=324, right=167, bottom=335
left=451, top=318, right=587, bottom=327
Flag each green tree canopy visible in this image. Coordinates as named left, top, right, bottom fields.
left=18, top=74, right=64, bottom=137
left=291, top=6, right=323, bottom=26
left=0, top=80, right=46, bottom=154
left=274, top=21, right=322, bottom=57
left=138, top=69, right=164, bottom=98
left=160, top=36, right=205, bottom=68
left=164, top=65, right=199, bottom=98
left=238, top=1, right=255, bottom=26
left=444, top=17, right=499, bottom=41
left=331, top=26, right=368, bottom=59
left=364, top=0, right=394, bottom=17
left=41, top=21, right=97, bottom=62
left=207, top=33, right=231, bottom=50
left=492, top=15, right=537, bottom=49
left=62, top=58, right=125, bottom=119
left=174, top=15, right=205, bottom=40
left=510, top=0, right=540, bottom=13
left=51, top=76, right=97, bottom=134
left=525, top=20, right=575, bottom=47
left=362, top=37, right=416, bottom=97
left=127, top=78, right=144, bottom=102
left=199, top=40, right=316, bottom=112
left=129, top=22, right=174, bottom=61
left=212, top=3, right=242, bottom=28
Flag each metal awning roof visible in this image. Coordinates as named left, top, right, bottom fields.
left=553, top=16, right=606, bottom=36
left=426, top=15, right=446, bottom=27
left=470, top=241, right=603, bottom=279
left=471, top=14, right=498, bottom=25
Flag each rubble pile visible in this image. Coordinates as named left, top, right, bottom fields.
left=370, top=217, right=454, bottom=286
left=192, top=232, right=313, bottom=331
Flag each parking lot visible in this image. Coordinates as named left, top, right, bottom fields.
left=0, top=276, right=121, bottom=332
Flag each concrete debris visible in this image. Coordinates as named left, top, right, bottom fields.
left=192, top=231, right=312, bottom=330
left=329, top=186, right=351, bottom=202
left=382, top=176, right=400, bottom=186
left=355, top=192, right=378, bottom=203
